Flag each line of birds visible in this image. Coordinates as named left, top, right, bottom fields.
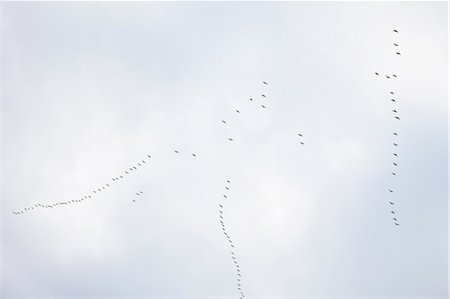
left=374, top=29, right=402, bottom=227
left=218, top=179, right=246, bottom=299
left=12, top=149, right=203, bottom=214
left=12, top=155, right=156, bottom=214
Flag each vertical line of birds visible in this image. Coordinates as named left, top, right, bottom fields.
left=218, top=179, right=245, bottom=299
left=375, top=29, right=402, bottom=227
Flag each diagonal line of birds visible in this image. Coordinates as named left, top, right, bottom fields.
left=374, top=29, right=402, bottom=227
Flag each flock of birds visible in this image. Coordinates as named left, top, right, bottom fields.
left=218, top=180, right=245, bottom=299
left=11, top=31, right=406, bottom=295
left=374, top=29, right=402, bottom=227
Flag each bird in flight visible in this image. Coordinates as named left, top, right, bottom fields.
left=391, top=99, right=396, bottom=102
left=262, top=94, right=266, bottom=97
left=261, top=105, right=266, bottom=108
left=390, top=91, right=395, bottom=95
left=249, top=98, right=253, bottom=101
left=393, top=162, right=398, bottom=166
left=393, top=43, right=399, bottom=46
left=227, top=180, right=230, bottom=183
left=228, top=138, right=234, bottom=141
left=392, top=74, right=397, bottom=78
left=375, top=72, right=379, bottom=76
left=393, top=143, right=398, bottom=146
left=396, top=52, right=401, bottom=55
left=393, top=110, right=398, bottom=113
left=389, top=190, right=394, bottom=193
left=389, top=202, right=395, bottom=205
left=395, top=116, right=400, bottom=120
left=174, top=150, right=179, bottom=153
left=192, top=153, right=196, bottom=157
left=392, top=172, right=396, bottom=176
left=298, top=133, right=303, bottom=137
left=236, top=110, right=240, bottom=113
left=386, top=75, right=391, bottom=79
left=222, top=120, right=227, bottom=124
left=393, top=29, right=398, bottom=33
left=393, top=153, right=398, bottom=157
left=391, top=211, right=396, bottom=214
left=263, top=81, right=268, bottom=85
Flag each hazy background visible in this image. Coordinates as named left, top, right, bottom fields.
left=2, top=1, right=448, bottom=298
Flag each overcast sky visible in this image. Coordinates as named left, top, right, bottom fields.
left=2, top=1, right=448, bottom=298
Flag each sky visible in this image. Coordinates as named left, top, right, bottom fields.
left=1, top=1, right=448, bottom=298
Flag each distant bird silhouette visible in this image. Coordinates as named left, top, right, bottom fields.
left=261, top=94, right=266, bottom=97
left=393, top=43, right=399, bottom=46
left=192, top=153, right=196, bottom=157
left=236, top=110, right=240, bottom=113
left=390, top=91, right=395, bottom=95
left=393, top=110, right=398, bottom=113
left=396, top=52, right=401, bottom=55
left=392, top=74, right=397, bottom=78
left=261, top=105, right=266, bottom=108
left=393, top=162, right=398, bottom=166
left=174, top=150, right=179, bottom=153
left=393, top=153, right=398, bottom=157
left=225, top=187, right=229, bottom=190
left=391, top=99, right=396, bottom=102
left=393, top=218, right=397, bottom=221
left=389, top=190, right=394, bottom=193
left=249, top=98, right=253, bottom=101
left=375, top=72, right=379, bottom=76
left=393, top=132, right=398, bottom=135
left=390, top=211, right=396, bottom=214
left=386, top=75, right=391, bottom=79
left=228, top=138, right=234, bottom=141
left=395, top=116, right=400, bottom=120
left=147, top=155, right=151, bottom=158
left=222, top=120, right=227, bottom=124
left=392, top=172, right=396, bottom=176
left=393, top=29, right=398, bottom=33
left=389, top=202, right=395, bottom=205
left=263, top=81, right=268, bottom=85
left=393, top=143, right=398, bottom=146
left=227, top=180, right=230, bottom=183
left=395, top=223, right=399, bottom=226
left=298, top=133, right=303, bottom=137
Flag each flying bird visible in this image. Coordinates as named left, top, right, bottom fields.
left=393, top=29, right=398, bottom=33
left=393, top=143, right=398, bottom=146
left=396, top=52, right=401, bottom=55
left=390, top=91, right=395, bottom=95
left=390, top=211, right=396, bottom=214
left=393, top=110, right=398, bottom=113
left=227, top=180, right=230, bottom=183
left=236, top=110, right=240, bottom=113
left=395, top=223, right=400, bottom=226
left=192, top=153, right=196, bottom=157
left=375, top=72, right=379, bottom=76
left=228, top=138, right=234, bottom=141
left=395, top=116, right=400, bottom=120
left=298, top=133, right=303, bottom=137
left=389, top=190, right=394, bottom=193
left=386, top=75, right=391, bottom=79
left=393, top=163, right=398, bottom=166
left=261, top=94, right=266, bottom=97
left=389, top=202, right=395, bottom=205
left=174, top=150, right=179, bottom=153
left=261, top=105, right=266, bottom=108
left=222, top=120, right=227, bottom=124
left=393, top=153, right=398, bottom=157
left=391, top=99, right=396, bottom=102
left=393, top=43, right=399, bottom=46
left=263, top=81, right=268, bottom=85
left=392, top=172, right=396, bottom=176
left=393, top=132, right=398, bottom=135
left=392, top=74, right=397, bottom=78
